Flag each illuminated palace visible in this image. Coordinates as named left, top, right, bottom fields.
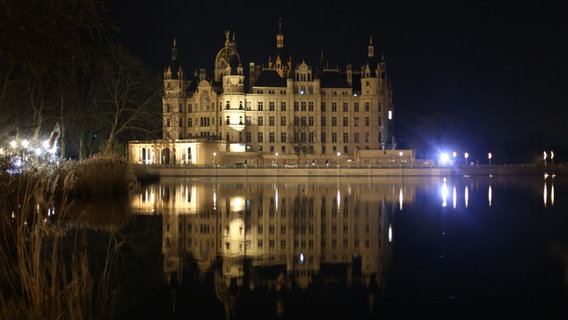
left=128, top=21, right=405, bottom=167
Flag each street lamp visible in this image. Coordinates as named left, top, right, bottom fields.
left=275, top=152, right=279, bottom=176
left=464, top=152, right=469, bottom=166
left=20, top=139, right=30, bottom=164
left=399, top=151, right=404, bottom=176
left=488, top=152, right=492, bottom=176
left=336, top=152, right=341, bottom=168
left=275, top=152, right=278, bottom=167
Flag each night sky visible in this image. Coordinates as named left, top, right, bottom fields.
left=107, top=0, right=568, bottom=158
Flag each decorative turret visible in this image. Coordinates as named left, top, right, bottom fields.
left=163, top=38, right=187, bottom=140
left=361, top=36, right=380, bottom=96
left=164, top=38, right=185, bottom=96
left=268, top=18, right=292, bottom=78
left=214, top=31, right=243, bottom=83
left=164, top=38, right=183, bottom=80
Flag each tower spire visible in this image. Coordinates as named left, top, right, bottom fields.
left=172, top=37, right=178, bottom=62
left=367, top=36, right=374, bottom=58
left=276, top=17, right=284, bottom=50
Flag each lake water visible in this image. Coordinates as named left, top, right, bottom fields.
left=115, top=174, right=568, bottom=319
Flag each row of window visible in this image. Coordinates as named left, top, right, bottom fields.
left=261, top=145, right=353, bottom=155
left=170, top=116, right=381, bottom=128
left=219, top=238, right=373, bottom=252
left=249, top=132, right=370, bottom=144
left=166, top=101, right=383, bottom=113
left=252, top=87, right=352, bottom=96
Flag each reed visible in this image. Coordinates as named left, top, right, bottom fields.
left=0, top=155, right=134, bottom=320
left=50, top=155, right=138, bottom=197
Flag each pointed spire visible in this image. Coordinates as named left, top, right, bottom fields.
left=225, top=30, right=230, bottom=46
left=276, top=18, right=284, bottom=49
left=231, top=32, right=238, bottom=52
left=171, top=37, right=178, bottom=61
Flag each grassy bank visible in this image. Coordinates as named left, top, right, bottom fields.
left=0, top=154, right=151, bottom=320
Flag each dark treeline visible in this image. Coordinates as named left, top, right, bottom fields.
left=0, top=0, right=162, bottom=160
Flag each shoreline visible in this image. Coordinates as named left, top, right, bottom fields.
left=140, top=165, right=565, bottom=178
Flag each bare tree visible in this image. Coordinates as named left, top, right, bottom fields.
left=288, top=118, right=313, bottom=165
left=95, top=45, right=162, bottom=156
left=0, top=0, right=116, bottom=157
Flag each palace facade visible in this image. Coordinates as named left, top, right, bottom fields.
left=128, top=21, right=407, bottom=167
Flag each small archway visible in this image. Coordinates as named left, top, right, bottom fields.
left=161, top=148, right=170, bottom=165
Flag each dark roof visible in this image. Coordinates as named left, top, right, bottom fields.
left=319, top=71, right=349, bottom=88
left=253, top=70, right=286, bottom=87
left=351, top=73, right=362, bottom=93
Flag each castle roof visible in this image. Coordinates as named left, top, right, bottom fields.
left=319, top=70, right=349, bottom=88
left=253, top=70, right=287, bottom=87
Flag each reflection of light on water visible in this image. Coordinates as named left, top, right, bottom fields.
left=488, top=185, right=492, bottom=207
left=452, top=186, right=457, bottom=209
left=464, top=186, right=469, bottom=208
left=213, top=190, right=217, bottom=210
left=388, top=223, right=393, bottom=243
left=551, top=183, right=555, bottom=206
left=441, top=178, right=448, bottom=207
left=143, top=189, right=156, bottom=204
left=399, top=188, right=403, bottom=211
left=544, top=183, right=548, bottom=207
left=544, top=182, right=556, bottom=207
left=224, top=218, right=245, bottom=255
left=275, top=187, right=279, bottom=212
left=230, top=197, right=246, bottom=212
left=337, top=189, right=341, bottom=210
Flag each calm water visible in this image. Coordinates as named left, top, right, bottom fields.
left=113, top=174, right=568, bottom=319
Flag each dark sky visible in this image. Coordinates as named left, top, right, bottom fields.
left=107, top=0, right=568, bottom=151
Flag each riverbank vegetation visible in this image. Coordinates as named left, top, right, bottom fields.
left=0, top=154, right=154, bottom=319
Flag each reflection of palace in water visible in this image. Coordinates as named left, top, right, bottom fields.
left=130, top=177, right=416, bottom=301
left=127, top=174, right=560, bottom=316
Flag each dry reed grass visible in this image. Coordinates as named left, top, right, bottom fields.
left=0, top=155, right=138, bottom=319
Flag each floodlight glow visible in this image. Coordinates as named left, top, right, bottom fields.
left=43, top=139, right=57, bottom=154
left=439, top=152, right=450, bottom=165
